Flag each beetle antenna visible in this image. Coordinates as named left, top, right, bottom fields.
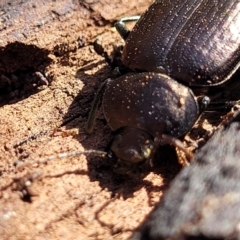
left=14, top=149, right=108, bottom=170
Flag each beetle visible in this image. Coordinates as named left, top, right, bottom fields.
left=117, top=0, right=240, bottom=87
left=86, top=0, right=240, bottom=165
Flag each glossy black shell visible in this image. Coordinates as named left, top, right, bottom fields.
left=122, top=0, right=240, bottom=86
left=103, top=72, right=199, bottom=139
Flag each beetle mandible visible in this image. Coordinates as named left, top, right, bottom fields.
left=86, top=0, right=240, bottom=165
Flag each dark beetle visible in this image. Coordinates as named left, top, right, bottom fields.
left=119, top=0, right=240, bottom=86
left=103, top=72, right=198, bottom=163
left=86, top=0, right=240, bottom=164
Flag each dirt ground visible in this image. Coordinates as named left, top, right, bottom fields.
left=0, top=1, right=239, bottom=239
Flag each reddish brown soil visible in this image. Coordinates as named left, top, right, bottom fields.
left=0, top=1, right=238, bottom=239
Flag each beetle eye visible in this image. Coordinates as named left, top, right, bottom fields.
left=141, top=141, right=154, bottom=159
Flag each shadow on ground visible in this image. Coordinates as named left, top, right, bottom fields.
left=0, top=41, right=52, bottom=106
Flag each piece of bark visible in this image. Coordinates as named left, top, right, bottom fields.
left=0, top=0, right=88, bottom=48
left=0, top=1, right=172, bottom=240
left=132, top=110, right=240, bottom=240
left=0, top=0, right=152, bottom=48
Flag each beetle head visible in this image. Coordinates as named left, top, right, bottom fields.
left=111, top=127, right=154, bottom=163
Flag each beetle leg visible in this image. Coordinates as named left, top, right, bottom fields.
left=175, top=147, right=191, bottom=166
left=85, top=79, right=110, bottom=134
left=115, top=16, right=141, bottom=40
left=93, top=38, right=112, bottom=66
left=15, top=149, right=108, bottom=170
left=158, top=134, right=193, bottom=164
left=205, top=100, right=240, bottom=112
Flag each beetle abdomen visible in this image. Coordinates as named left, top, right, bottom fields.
left=103, top=72, right=199, bottom=139
left=122, top=0, right=240, bottom=86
